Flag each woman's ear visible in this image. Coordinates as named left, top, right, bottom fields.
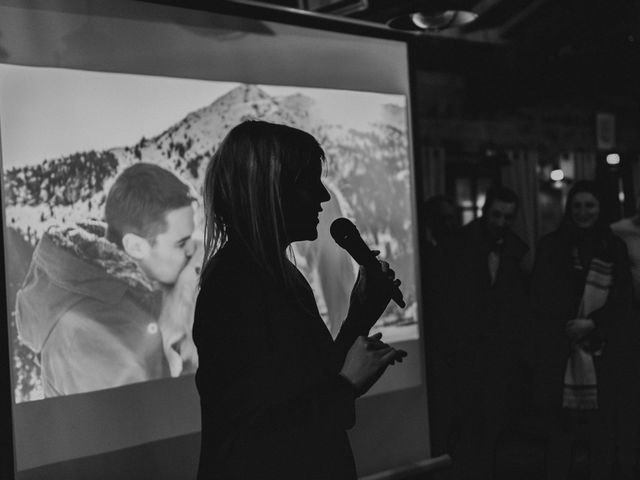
left=122, top=233, right=151, bottom=260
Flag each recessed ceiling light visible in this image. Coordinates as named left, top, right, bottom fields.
left=387, top=10, right=478, bottom=31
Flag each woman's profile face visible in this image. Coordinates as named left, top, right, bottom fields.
left=570, top=191, right=600, bottom=229
left=282, top=157, right=331, bottom=243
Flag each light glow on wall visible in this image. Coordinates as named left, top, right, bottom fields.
left=550, top=168, right=564, bottom=182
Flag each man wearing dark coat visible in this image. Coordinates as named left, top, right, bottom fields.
left=430, top=186, right=532, bottom=480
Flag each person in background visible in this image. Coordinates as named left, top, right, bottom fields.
left=611, top=196, right=640, bottom=302
left=531, top=180, right=633, bottom=479
left=420, top=194, right=459, bottom=458
left=15, top=163, right=201, bottom=397
left=434, top=185, right=532, bottom=479
left=422, top=194, right=458, bottom=250
left=193, top=120, right=406, bottom=480
left=608, top=196, right=640, bottom=479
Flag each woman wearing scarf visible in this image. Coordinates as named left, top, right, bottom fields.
left=531, top=180, right=633, bottom=479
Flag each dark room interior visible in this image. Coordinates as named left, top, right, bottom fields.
left=2, top=0, right=640, bottom=479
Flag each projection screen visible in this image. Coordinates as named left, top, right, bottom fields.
left=0, top=1, right=430, bottom=478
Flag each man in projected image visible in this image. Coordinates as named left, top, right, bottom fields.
left=16, top=163, right=201, bottom=397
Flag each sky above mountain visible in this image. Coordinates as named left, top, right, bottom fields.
left=0, top=64, right=405, bottom=169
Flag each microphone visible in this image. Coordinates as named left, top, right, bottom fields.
left=330, top=218, right=405, bottom=308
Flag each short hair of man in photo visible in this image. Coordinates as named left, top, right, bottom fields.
left=105, top=162, right=194, bottom=248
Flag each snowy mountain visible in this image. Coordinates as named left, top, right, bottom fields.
left=3, top=83, right=408, bottom=248
left=112, top=84, right=319, bottom=185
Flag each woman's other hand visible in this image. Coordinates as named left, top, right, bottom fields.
left=340, top=333, right=407, bottom=397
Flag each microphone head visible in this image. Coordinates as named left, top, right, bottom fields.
left=330, top=218, right=359, bottom=248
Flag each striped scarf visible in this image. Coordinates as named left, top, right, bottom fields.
left=562, top=253, right=612, bottom=410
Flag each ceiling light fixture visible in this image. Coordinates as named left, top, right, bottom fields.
left=387, top=10, right=478, bottom=32
left=606, top=153, right=621, bottom=165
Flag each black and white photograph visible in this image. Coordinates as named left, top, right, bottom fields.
left=1, top=64, right=416, bottom=403
left=3, top=1, right=640, bottom=480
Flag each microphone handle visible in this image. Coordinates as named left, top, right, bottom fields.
left=390, top=284, right=406, bottom=309
left=361, top=255, right=405, bottom=308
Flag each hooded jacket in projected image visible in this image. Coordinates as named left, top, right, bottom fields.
left=15, top=221, right=169, bottom=397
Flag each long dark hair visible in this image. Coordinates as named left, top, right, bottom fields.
left=557, top=180, right=613, bottom=260
left=201, top=120, right=325, bottom=287
left=559, top=181, right=608, bottom=232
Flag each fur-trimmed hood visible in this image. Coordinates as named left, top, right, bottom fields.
left=15, top=221, right=162, bottom=353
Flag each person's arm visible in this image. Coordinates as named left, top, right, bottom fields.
left=563, top=239, right=633, bottom=344
left=334, top=253, right=401, bottom=362
left=195, top=271, right=402, bottom=435
left=587, top=239, right=633, bottom=338
left=195, top=274, right=357, bottom=433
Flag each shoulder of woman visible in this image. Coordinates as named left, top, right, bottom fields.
left=199, top=253, right=266, bottom=303
left=607, top=228, right=627, bottom=246
left=607, top=232, right=630, bottom=258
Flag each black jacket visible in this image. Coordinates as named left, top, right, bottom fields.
left=531, top=228, right=633, bottom=407
left=431, top=219, right=531, bottom=362
left=193, top=240, right=359, bottom=480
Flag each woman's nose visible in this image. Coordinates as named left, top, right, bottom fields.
left=320, top=182, right=331, bottom=203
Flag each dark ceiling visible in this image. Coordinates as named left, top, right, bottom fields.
left=265, top=0, right=640, bottom=103
left=340, top=0, right=639, bottom=60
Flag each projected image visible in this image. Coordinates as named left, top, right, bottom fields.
left=1, top=65, right=416, bottom=403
